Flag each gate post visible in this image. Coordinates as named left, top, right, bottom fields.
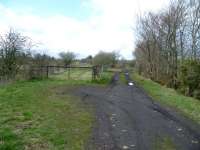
left=92, top=66, right=97, bottom=80
left=68, top=67, right=70, bottom=80
left=46, top=66, right=49, bottom=78
left=92, top=66, right=94, bottom=80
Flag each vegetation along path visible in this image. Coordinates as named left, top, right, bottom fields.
left=74, top=72, right=200, bottom=150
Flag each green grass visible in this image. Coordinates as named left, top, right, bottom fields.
left=0, top=79, right=94, bottom=150
left=106, top=68, right=122, bottom=72
left=50, top=69, right=92, bottom=81
left=154, top=137, right=177, bottom=150
left=119, top=72, right=127, bottom=84
left=92, top=71, right=113, bottom=84
left=133, top=73, right=200, bottom=125
left=51, top=69, right=114, bottom=85
left=0, top=68, right=113, bottom=150
left=51, top=69, right=113, bottom=85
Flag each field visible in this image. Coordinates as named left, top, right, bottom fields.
left=133, top=73, right=200, bottom=125
left=50, top=68, right=92, bottom=81
left=0, top=68, right=113, bottom=150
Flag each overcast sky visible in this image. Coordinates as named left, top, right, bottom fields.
left=0, top=0, right=168, bottom=59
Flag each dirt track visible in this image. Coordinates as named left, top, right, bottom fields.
left=75, top=72, right=200, bottom=150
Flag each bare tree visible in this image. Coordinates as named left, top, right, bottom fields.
left=134, top=0, right=200, bottom=97
left=93, top=51, right=119, bottom=67
left=135, top=0, right=187, bottom=87
left=59, top=51, right=76, bottom=66
left=0, top=29, right=31, bottom=78
left=189, top=0, right=200, bottom=59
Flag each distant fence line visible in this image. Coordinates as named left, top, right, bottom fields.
left=41, top=65, right=101, bottom=80
left=0, top=65, right=102, bottom=84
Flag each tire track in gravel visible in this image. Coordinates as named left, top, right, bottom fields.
left=74, top=72, right=200, bottom=150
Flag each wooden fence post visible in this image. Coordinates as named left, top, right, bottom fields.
left=92, top=66, right=94, bottom=80
left=46, top=66, right=49, bottom=78
left=92, top=66, right=97, bottom=80
left=68, top=67, right=70, bottom=80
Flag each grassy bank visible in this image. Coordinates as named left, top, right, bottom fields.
left=0, top=79, right=94, bottom=150
left=133, top=73, right=200, bottom=125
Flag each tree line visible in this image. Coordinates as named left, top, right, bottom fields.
left=134, top=0, right=200, bottom=99
left=0, top=29, right=60, bottom=80
left=0, top=29, right=119, bottom=81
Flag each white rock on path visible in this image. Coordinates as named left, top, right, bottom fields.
left=122, top=129, right=127, bottom=132
left=122, top=145, right=129, bottom=149
left=130, top=144, right=135, bottom=147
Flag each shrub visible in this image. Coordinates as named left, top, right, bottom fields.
left=179, top=60, right=200, bottom=98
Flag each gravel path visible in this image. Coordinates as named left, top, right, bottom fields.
left=75, top=72, right=200, bottom=150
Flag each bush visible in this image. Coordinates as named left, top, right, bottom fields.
left=193, top=90, right=200, bottom=100
left=92, top=72, right=112, bottom=84
left=179, top=60, right=200, bottom=98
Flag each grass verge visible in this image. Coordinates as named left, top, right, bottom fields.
left=0, top=79, right=94, bottom=150
left=133, top=73, right=200, bottom=125
left=154, top=137, right=177, bottom=150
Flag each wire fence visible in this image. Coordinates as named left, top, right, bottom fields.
left=0, top=65, right=102, bottom=85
